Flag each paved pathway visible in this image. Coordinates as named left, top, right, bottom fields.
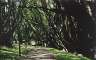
left=19, top=47, right=56, bottom=60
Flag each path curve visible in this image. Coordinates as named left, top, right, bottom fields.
left=19, top=47, right=56, bottom=60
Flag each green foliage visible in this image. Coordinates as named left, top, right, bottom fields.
left=0, top=47, right=18, bottom=60
left=0, top=45, right=32, bottom=60
left=0, top=0, right=96, bottom=59
left=48, top=48, right=91, bottom=60
left=12, top=0, right=55, bottom=47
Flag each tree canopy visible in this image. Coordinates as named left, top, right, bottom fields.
left=0, top=0, right=96, bottom=59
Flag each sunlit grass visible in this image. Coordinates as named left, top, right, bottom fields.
left=0, top=46, right=91, bottom=60
left=48, top=48, right=91, bottom=60
left=0, top=45, right=32, bottom=60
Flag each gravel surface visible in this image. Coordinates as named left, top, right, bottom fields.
left=19, top=48, right=56, bottom=60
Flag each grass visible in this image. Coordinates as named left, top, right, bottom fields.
left=0, top=45, right=32, bottom=60
left=48, top=48, right=91, bottom=60
left=0, top=46, right=91, bottom=60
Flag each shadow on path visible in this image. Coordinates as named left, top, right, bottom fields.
left=18, top=47, right=56, bottom=60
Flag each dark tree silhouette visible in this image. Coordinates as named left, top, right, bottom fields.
left=49, top=0, right=96, bottom=59
left=0, top=0, right=19, bottom=47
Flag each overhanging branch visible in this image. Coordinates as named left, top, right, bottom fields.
left=18, top=5, right=65, bottom=14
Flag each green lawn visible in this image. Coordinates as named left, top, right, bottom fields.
left=0, top=46, right=91, bottom=60
left=48, top=48, right=91, bottom=60
left=0, top=45, right=32, bottom=60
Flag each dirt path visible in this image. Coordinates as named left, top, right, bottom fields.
left=19, top=47, right=56, bottom=60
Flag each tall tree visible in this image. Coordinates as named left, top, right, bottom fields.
left=0, top=0, right=20, bottom=47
